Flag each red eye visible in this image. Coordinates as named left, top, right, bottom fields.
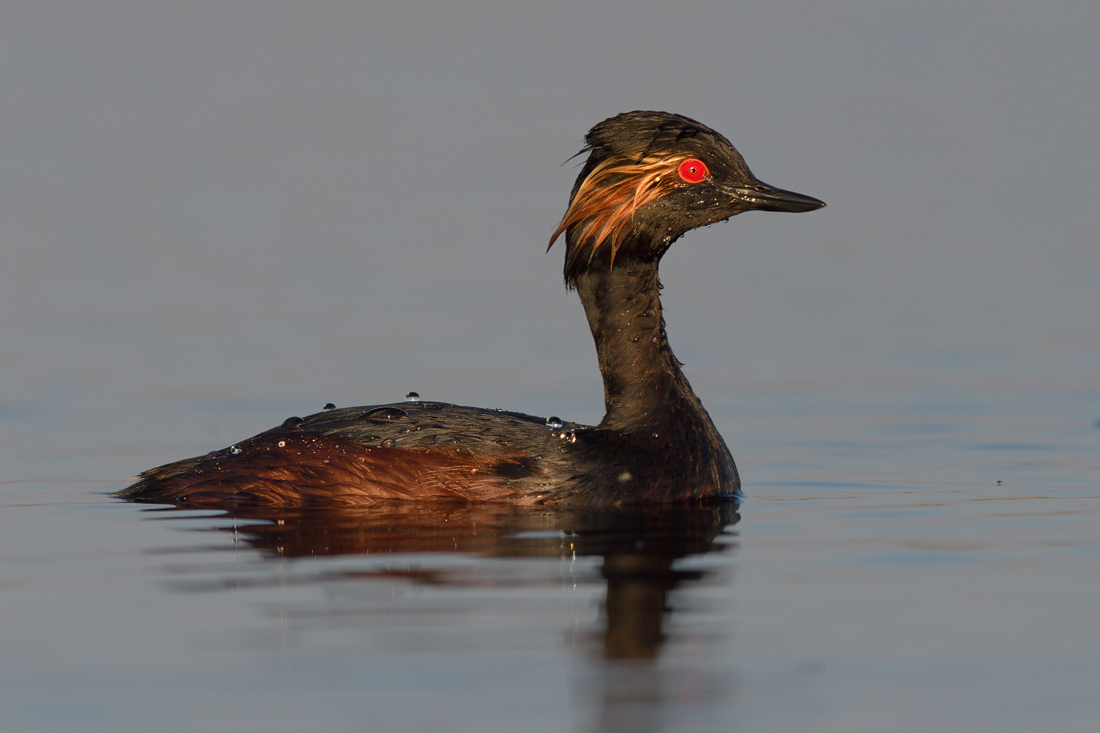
left=677, top=158, right=709, bottom=184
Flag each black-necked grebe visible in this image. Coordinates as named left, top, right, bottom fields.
left=120, top=111, right=824, bottom=506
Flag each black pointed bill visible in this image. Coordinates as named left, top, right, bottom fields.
left=725, top=181, right=825, bottom=213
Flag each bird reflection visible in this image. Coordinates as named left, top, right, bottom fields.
left=151, top=500, right=738, bottom=660
left=141, top=499, right=738, bottom=730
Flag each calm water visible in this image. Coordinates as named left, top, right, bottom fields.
left=2, top=383, right=1096, bottom=732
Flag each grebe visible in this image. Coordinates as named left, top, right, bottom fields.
left=120, top=111, right=823, bottom=506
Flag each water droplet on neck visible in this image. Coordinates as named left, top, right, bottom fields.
left=277, top=440, right=286, bottom=448
left=229, top=445, right=242, bottom=455
left=323, top=403, right=336, bottom=411
left=405, top=392, right=421, bottom=403
left=545, top=416, right=563, bottom=429
left=380, top=438, right=397, bottom=448
left=282, top=416, right=304, bottom=428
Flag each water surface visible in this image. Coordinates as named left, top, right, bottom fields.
left=2, top=384, right=1096, bottom=732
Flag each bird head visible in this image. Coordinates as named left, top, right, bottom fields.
left=549, top=111, right=824, bottom=285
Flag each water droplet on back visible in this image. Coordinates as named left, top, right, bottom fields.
left=558, top=429, right=577, bottom=443
left=359, top=406, right=409, bottom=419
left=380, top=438, right=397, bottom=448
left=545, top=416, right=563, bottom=429
left=282, top=416, right=304, bottom=428
left=405, top=392, right=421, bottom=403
left=323, top=403, right=336, bottom=411
left=229, top=445, right=242, bottom=455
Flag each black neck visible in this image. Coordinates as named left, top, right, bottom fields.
left=573, top=261, right=700, bottom=432
left=569, top=250, right=740, bottom=500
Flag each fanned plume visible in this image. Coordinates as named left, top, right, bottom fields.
left=548, top=152, right=687, bottom=278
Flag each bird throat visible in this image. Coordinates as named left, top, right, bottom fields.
left=573, top=261, right=698, bottom=433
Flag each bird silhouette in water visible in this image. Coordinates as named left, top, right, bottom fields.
left=120, top=111, right=824, bottom=506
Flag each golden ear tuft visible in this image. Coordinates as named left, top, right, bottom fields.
left=549, top=153, right=686, bottom=273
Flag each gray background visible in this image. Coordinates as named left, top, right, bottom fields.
left=2, top=1, right=1095, bottom=449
